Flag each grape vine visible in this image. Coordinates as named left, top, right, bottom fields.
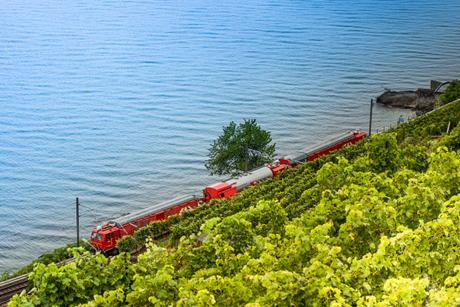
left=8, top=100, right=460, bottom=306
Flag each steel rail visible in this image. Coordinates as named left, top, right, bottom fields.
left=0, top=275, right=28, bottom=305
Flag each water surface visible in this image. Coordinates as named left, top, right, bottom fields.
left=1, top=0, right=459, bottom=272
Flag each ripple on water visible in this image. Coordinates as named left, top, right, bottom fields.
left=1, top=0, right=460, bottom=272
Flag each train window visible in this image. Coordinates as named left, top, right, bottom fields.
left=106, top=234, right=111, bottom=241
left=220, top=193, right=225, bottom=198
left=91, top=233, right=101, bottom=241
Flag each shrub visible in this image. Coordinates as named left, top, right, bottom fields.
left=439, top=80, right=460, bottom=104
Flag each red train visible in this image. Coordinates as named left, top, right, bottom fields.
left=89, top=130, right=366, bottom=252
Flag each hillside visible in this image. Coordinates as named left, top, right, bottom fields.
left=9, top=100, right=460, bottom=306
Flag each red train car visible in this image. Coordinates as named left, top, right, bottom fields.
left=89, top=129, right=366, bottom=252
left=90, top=195, right=198, bottom=252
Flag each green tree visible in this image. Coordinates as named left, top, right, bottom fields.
left=439, top=80, right=460, bottom=105
left=205, top=119, right=275, bottom=176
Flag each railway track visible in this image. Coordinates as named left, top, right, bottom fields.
left=0, top=275, right=28, bottom=306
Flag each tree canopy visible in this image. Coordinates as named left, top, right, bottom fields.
left=205, top=119, right=276, bottom=176
left=439, top=80, right=460, bottom=105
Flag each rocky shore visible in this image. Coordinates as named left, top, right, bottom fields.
left=376, top=80, right=445, bottom=113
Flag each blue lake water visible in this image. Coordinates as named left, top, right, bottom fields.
left=1, top=0, right=460, bottom=272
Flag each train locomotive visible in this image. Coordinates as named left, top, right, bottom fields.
left=89, top=129, right=366, bottom=252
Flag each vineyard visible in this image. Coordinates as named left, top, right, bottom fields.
left=8, top=100, right=460, bottom=306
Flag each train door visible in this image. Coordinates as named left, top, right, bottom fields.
left=104, top=231, right=116, bottom=250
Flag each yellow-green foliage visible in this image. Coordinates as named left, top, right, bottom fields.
left=439, top=80, right=460, bottom=105
left=9, top=101, right=460, bottom=306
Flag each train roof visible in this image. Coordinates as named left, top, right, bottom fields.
left=225, top=166, right=273, bottom=190
left=284, top=130, right=356, bottom=162
left=108, top=194, right=197, bottom=226
left=303, top=131, right=355, bottom=155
